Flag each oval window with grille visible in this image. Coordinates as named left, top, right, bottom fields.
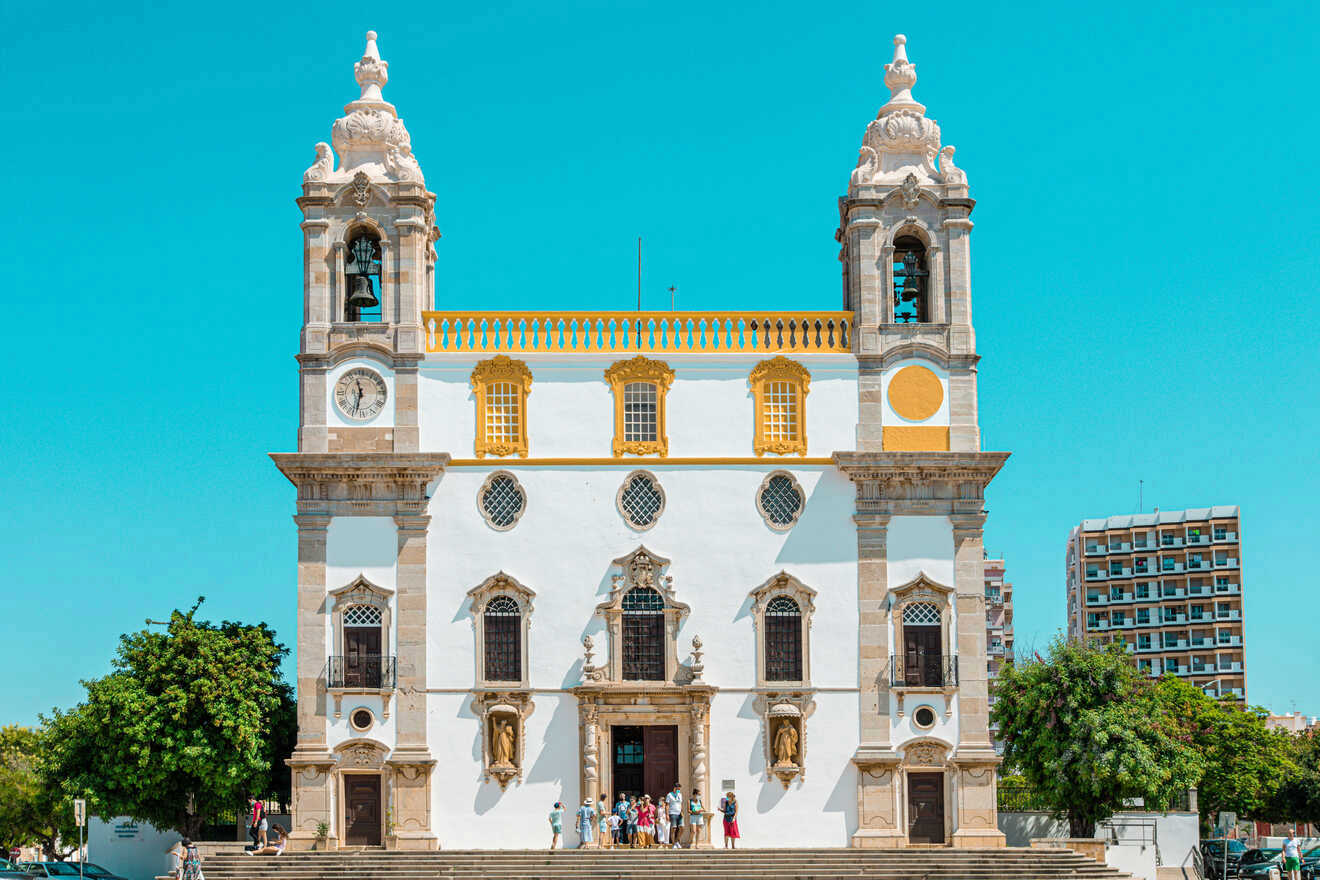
left=617, top=471, right=665, bottom=530
left=479, top=471, right=526, bottom=530
left=756, top=471, right=805, bottom=530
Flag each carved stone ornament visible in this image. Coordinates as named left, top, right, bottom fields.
left=334, top=738, right=389, bottom=770
left=351, top=171, right=372, bottom=206
left=899, top=173, right=922, bottom=208
left=471, top=691, right=535, bottom=789
left=902, top=739, right=949, bottom=768
left=850, top=35, right=969, bottom=188
left=590, top=546, right=690, bottom=684
left=753, top=693, right=817, bottom=788
left=302, top=31, right=425, bottom=185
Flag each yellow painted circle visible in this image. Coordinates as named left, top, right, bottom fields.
left=887, top=365, right=944, bottom=421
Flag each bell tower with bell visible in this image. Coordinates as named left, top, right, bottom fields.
left=295, top=29, right=439, bottom=454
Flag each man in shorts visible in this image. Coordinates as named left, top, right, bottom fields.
left=665, top=783, right=684, bottom=848
left=1283, top=830, right=1302, bottom=880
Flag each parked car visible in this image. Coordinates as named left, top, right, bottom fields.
left=1202, top=839, right=1249, bottom=879
left=1300, top=846, right=1320, bottom=880
left=0, top=859, right=38, bottom=880
left=1237, top=849, right=1282, bottom=880
left=18, top=864, right=102, bottom=879
left=76, top=865, right=128, bottom=880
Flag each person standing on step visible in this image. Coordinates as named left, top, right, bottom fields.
left=656, top=802, right=670, bottom=848
left=548, top=801, right=564, bottom=849
left=720, top=791, right=739, bottom=849
left=626, top=796, right=639, bottom=847
left=688, top=787, right=705, bottom=848
left=613, top=793, right=628, bottom=847
left=576, top=797, right=595, bottom=848
left=665, top=783, right=683, bottom=849
left=639, top=795, right=656, bottom=847
left=597, top=796, right=609, bottom=848
left=606, top=807, right=622, bottom=848
left=246, top=796, right=262, bottom=851
left=177, top=838, right=203, bottom=880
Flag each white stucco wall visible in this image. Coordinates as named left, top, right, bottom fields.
left=417, top=353, right=857, bottom=458
left=421, top=462, right=859, bottom=846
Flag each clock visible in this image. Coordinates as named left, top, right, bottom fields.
left=333, top=368, right=388, bottom=420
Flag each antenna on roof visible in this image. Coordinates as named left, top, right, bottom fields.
left=668, top=285, right=676, bottom=310
left=637, top=237, right=642, bottom=311
left=1139, top=479, right=1144, bottom=513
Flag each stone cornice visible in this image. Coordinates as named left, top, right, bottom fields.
left=270, top=452, right=450, bottom=516
left=832, top=451, right=1010, bottom=516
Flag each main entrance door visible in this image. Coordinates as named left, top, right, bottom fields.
left=907, top=771, right=945, bottom=844
left=611, top=725, right=678, bottom=803
left=344, top=773, right=382, bottom=846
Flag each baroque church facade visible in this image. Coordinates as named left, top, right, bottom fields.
left=274, top=31, right=1008, bottom=850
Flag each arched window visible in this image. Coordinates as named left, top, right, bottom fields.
left=621, top=587, right=665, bottom=680
left=750, top=358, right=811, bottom=456
left=345, top=231, right=382, bottom=323
left=764, top=596, right=803, bottom=682
left=483, top=596, right=522, bottom=682
left=901, top=601, right=943, bottom=686
left=892, top=236, right=928, bottom=324
left=342, top=604, right=385, bottom=688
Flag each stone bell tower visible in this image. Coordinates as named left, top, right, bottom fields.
left=834, top=35, right=1008, bottom=847
left=295, top=29, right=439, bottom=454
left=278, top=31, right=447, bottom=852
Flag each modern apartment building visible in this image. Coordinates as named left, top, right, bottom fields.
left=984, top=556, right=1014, bottom=753
left=1065, top=506, right=1245, bottom=701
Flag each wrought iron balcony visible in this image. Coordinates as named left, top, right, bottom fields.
left=889, top=655, right=959, bottom=688
left=328, top=655, right=397, bottom=690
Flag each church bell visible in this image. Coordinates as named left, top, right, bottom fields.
left=346, top=275, right=379, bottom=310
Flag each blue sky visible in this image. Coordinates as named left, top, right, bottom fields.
left=1, top=0, right=1316, bottom=726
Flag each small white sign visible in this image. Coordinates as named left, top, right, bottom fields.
left=73, top=799, right=86, bottom=828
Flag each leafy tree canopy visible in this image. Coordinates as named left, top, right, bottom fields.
left=0, top=725, right=78, bottom=859
left=991, top=637, right=1204, bottom=837
left=42, top=598, right=295, bottom=838
left=1153, top=676, right=1298, bottom=825
left=1268, top=730, right=1320, bottom=825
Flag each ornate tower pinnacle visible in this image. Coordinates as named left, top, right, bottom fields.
left=302, top=30, right=425, bottom=185
left=879, top=34, right=924, bottom=115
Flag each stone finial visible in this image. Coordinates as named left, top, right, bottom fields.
left=880, top=34, right=924, bottom=116
left=690, top=635, right=705, bottom=684
left=352, top=30, right=390, bottom=110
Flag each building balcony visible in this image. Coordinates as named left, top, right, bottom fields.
left=1085, top=570, right=1106, bottom=581
left=890, top=655, right=959, bottom=688
left=1186, top=560, right=1212, bottom=571
left=988, top=643, right=1005, bottom=655
left=1109, top=568, right=1133, bottom=579
left=1108, top=542, right=1133, bottom=554
left=1214, top=583, right=1241, bottom=595
left=1214, top=558, right=1239, bottom=568
left=328, top=654, right=397, bottom=690
left=1215, top=610, right=1242, bottom=621
left=1216, top=635, right=1243, bottom=647
left=1186, top=534, right=1212, bottom=546
left=422, top=309, right=854, bottom=354
left=1085, top=544, right=1107, bottom=556
left=1217, top=661, right=1243, bottom=673
left=1160, top=536, right=1185, bottom=548
left=1160, top=563, right=1185, bottom=574
left=1213, top=531, right=1239, bottom=544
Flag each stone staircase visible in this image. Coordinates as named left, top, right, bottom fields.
left=203, top=847, right=1136, bottom=880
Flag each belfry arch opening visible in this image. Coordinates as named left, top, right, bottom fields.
left=893, top=235, right=929, bottom=324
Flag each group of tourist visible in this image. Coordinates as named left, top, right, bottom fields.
left=549, top=783, right=740, bottom=849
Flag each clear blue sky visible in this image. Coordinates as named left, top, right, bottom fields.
left=2, top=0, right=1316, bottom=726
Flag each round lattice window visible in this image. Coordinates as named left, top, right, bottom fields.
left=616, top=471, right=665, bottom=530
left=479, top=471, right=526, bottom=531
left=349, top=708, right=374, bottom=732
left=913, top=705, right=937, bottom=729
left=756, top=471, right=805, bottom=530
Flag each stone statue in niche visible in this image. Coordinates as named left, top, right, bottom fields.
left=773, top=719, right=800, bottom=766
left=491, top=717, right=516, bottom=768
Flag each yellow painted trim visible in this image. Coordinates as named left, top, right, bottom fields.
left=604, top=356, right=674, bottom=457
left=749, top=356, right=810, bottom=457
left=881, top=426, right=950, bottom=451
left=470, top=356, right=532, bottom=458
left=447, top=457, right=837, bottom=467
left=887, top=365, right=944, bottom=422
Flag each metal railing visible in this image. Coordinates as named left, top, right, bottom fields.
left=328, top=655, right=397, bottom=689
left=422, top=310, right=854, bottom=354
left=889, top=655, right=959, bottom=687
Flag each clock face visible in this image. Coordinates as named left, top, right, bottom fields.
left=334, top=368, right=388, bottom=421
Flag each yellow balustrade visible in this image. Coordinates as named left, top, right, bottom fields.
left=421, top=311, right=854, bottom=354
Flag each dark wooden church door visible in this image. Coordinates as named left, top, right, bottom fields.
left=907, top=771, right=945, bottom=844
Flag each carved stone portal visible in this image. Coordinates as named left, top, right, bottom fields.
left=471, top=691, right=534, bottom=789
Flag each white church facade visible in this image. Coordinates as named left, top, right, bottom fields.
left=274, top=31, right=1008, bottom=850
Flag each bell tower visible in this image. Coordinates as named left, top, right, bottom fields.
left=295, top=30, right=439, bottom=453
left=838, top=34, right=978, bottom=454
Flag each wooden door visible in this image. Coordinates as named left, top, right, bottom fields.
left=907, top=771, right=945, bottom=844
left=345, top=626, right=382, bottom=688
left=344, top=774, right=382, bottom=846
left=904, top=626, right=941, bottom=686
left=642, top=725, right=678, bottom=803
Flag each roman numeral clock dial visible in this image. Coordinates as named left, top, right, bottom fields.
left=333, top=367, right=388, bottom=421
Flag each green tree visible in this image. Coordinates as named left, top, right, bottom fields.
left=42, top=598, right=295, bottom=838
left=991, top=637, right=1204, bottom=837
left=1267, top=730, right=1320, bottom=825
left=1154, top=677, right=1297, bottom=826
left=0, top=725, right=79, bottom=859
